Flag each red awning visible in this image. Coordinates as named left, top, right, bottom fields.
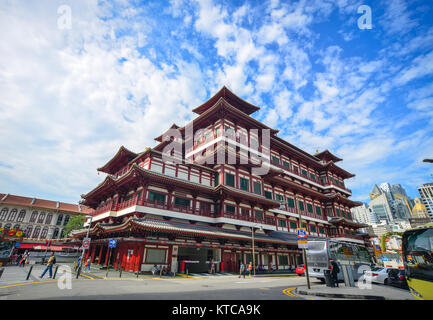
left=17, top=243, right=65, bottom=251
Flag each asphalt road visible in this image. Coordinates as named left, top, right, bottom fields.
left=0, top=274, right=312, bottom=300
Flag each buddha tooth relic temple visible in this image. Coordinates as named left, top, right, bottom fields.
left=74, top=86, right=367, bottom=274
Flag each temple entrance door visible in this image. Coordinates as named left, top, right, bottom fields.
left=222, top=251, right=236, bottom=272
left=125, top=248, right=134, bottom=271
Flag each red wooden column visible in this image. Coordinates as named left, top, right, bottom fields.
left=91, top=246, right=97, bottom=263
left=134, top=243, right=143, bottom=272
left=167, top=188, right=173, bottom=210
left=98, top=245, right=104, bottom=265
left=140, top=183, right=148, bottom=206
left=104, top=244, right=111, bottom=266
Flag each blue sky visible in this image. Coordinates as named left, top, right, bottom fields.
left=0, top=0, right=432, bottom=205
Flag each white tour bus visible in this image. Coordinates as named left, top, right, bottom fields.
left=306, top=239, right=375, bottom=282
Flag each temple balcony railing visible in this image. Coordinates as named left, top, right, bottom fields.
left=220, top=211, right=276, bottom=226
left=95, top=196, right=327, bottom=225
left=93, top=204, right=114, bottom=215
left=106, top=197, right=216, bottom=218
left=328, top=181, right=352, bottom=194
left=275, top=205, right=328, bottom=223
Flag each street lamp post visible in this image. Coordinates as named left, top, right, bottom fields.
left=423, top=159, right=433, bottom=163
left=251, top=224, right=263, bottom=278
left=296, top=199, right=311, bottom=289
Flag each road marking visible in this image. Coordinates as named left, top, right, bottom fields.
left=176, top=273, right=201, bottom=279
left=0, top=273, right=205, bottom=289
left=0, top=279, right=92, bottom=289
left=282, top=287, right=298, bottom=298
left=80, top=274, right=95, bottom=280
left=86, top=273, right=105, bottom=279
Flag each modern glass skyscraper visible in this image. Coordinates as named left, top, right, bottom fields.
left=417, top=183, right=433, bottom=219
left=368, top=183, right=412, bottom=223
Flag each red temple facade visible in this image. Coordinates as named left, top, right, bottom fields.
left=74, top=87, right=367, bottom=274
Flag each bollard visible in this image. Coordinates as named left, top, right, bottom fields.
left=186, top=268, right=188, bottom=278
left=119, top=268, right=122, bottom=278
left=76, top=266, right=81, bottom=279
left=53, top=265, right=59, bottom=280
left=136, top=271, right=139, bottom=278
left=160, top=268, right=162, bottom=278
left=26, top=265, right=33, bottom=280
left=0, top=267, right=4, bottom=279
left=106, top=267, right=109, bottom=278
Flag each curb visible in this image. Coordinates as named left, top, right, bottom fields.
left=295, top=288, right=386, bottom=300
left=254, top=274, right=298, bottom=278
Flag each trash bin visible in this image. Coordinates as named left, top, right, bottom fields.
left=324, top=269, right=333, bottom=287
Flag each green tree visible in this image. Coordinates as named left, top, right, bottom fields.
left=380, top=232, right=404, bottom=252
left=62, top=215, right=86, bottom=237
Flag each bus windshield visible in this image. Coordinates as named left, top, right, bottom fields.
left=328, top=241, right=372, bottom=264
left=403, top=228, right=433, bottom=282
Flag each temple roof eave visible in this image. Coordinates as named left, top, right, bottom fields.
left=328, top=217, right=369, bottom=229
left=323, top=162, right=355, bottom=179
left=72, top=218, right=297, bottom=246
left=97, top=146, right=137, bottom=174
left=315, top=149, right=343, bottom=163
left=192, top=86, right=261, bottom=116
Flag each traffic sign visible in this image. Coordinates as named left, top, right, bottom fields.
left=297, top=228, right=307, bottom=239
left=82, top=237, right=91, bottom=249
left=108, top=239, right=117, bottom=248
left=298, top=242, right=308, bottom=249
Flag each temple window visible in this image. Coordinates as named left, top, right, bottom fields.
left=225, top=173, right=235, bottom=187
left=240, top=177, right=249, bottom=191
left=253, top=181, right=261, bottom=195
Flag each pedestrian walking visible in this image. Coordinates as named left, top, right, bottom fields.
left=16, top=253, right=22, bottom=266
left=247, top=262, right=253, bottom=278
left=74, top=255, right=82, bottom=272
left=19, top=251, right=29, bottom=267
left=238, top=262, right=246, bottom=278
left=85, top=257, right=91, bottom=272
left=329, top=258, right=340, bottom=288
left=40, top=252, right=56, bottom=279
left=210, top=258, right=215, bottom=274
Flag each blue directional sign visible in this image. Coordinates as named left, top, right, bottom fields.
left=108, top=239, right=117, bottom=248
left=297, top=228, right=307, bottom=239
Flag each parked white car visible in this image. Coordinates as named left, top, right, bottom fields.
left=360, top=267, right=394, bottom=285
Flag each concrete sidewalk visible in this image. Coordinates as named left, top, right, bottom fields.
left=295, top=282, right=414, bottom=300
left=0, top=265, right=51, bottom=286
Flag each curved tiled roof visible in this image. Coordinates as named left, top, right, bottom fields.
left=0, top=193, right=93, bottom=214
left=73, top=217, right=300, bottom=245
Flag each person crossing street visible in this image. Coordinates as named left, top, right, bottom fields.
left=239, top=262, right=246, bottom=278
left=40, top=252, right=56, bottom=279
